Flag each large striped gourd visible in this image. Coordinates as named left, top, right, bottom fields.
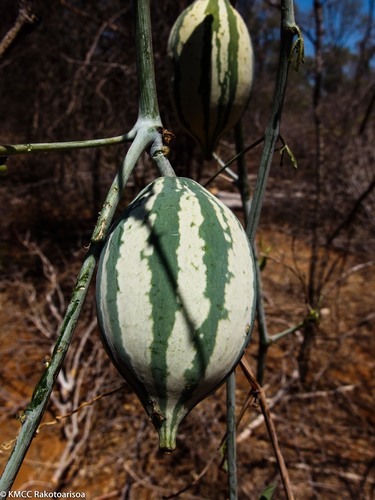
left=167, top=0, right=254, bottom=159
left=96, top=176, right=256, bottom=451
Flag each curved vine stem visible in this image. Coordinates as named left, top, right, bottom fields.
left=0, top=128, right=157, bottom=495
left=246, top=1, right=303, bottom=245
left=226, top=1, right=302, bottom=499
left=0, top=0, right=172, bottom=495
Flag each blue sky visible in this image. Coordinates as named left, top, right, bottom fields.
left=235, top=0, right=375, bottom=60
left=292, top=0, right=374, bottom=55
left=294, top=0, right=314, bottom=11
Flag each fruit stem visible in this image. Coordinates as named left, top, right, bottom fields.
left=132, top=0, right=162, bottom=125
left=157, top=422, right=177, bottom=452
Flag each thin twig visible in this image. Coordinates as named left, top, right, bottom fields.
left=122, top=462, right=207, bottom=499
left=204, top=136, right=264, bottom=187
left=0, top=0, right=37, bottom=59
left=37, top=385, right=125, bottom=431
left=236, top=378, right=355, bottom=442
left=0, top=131, right=135, bottom=157
left=162, top=457, right=216, bottom=499
left=239, top=358, right=295, bottom=500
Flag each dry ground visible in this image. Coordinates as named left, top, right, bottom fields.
left=0, top=164, right=374, bottom=499
left=0, top=218, right=374, bottom=499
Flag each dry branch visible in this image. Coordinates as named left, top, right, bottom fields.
left=237, top=370, right=299, bottom=443
left=0, top=1, right=37, bottom=59
left=239, top=357, right=295, bottom=500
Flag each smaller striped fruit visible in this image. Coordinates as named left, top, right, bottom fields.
left=96, top=177, right=256, bottom=451
left=167, top=0, right=254, bottom=159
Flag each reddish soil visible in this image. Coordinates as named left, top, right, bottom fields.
left=0, top=223, right=374, bottom=499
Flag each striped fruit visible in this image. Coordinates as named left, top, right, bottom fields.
left=167, top=0, right=254, bottom=159
left=96, top=176, right=256, bottom=451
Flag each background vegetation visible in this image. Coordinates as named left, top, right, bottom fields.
left=0, top=0, right=374, bottom=498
